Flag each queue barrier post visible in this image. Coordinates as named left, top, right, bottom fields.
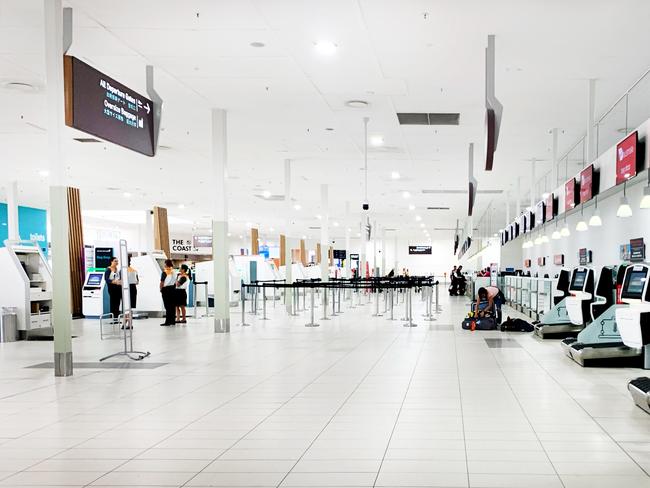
left=305, top=285, right=319, bottom=327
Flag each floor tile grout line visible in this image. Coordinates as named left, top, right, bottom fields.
left=274, top=329, right=408, bottom=488
left=167, top=327, right=383, bottom=487
left=81, top=327, right=360, bottom=488
left=451, top=320, right=471, bottom=488
left=509, top=317, right=650, bottom=478
left=371, top=327, right=429, bottom=488
left=486, top=345, right=567, bottom=487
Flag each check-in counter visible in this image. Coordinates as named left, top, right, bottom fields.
left=503, top=276, right=556, bottom=320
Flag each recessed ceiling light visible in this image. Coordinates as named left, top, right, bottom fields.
left=345, top=100, right=369, bottom=109
left=262, top=190, right=271, bottom=198
left=316, top=214, right=322, bottom=220
left=357, top=232, right=361, bottom=237
left=123, top=192, right=132, bottom=198
left=250, top=41, right=265, bottom=48
left=239, top=235, right=244, bottom=239
left=370, top=135, right=384, bottom=146
left=415, top=215, right=422, bottom=221
left=402, top=191, right=411, bottom=199
left=302, top=235, right=307, bottom=239
left=333, top=221, right=339, bottom=227
left=314, top=40, right=337, bottom=55
left=293, top=204, right=301, bottom=210
left=246, top=222, right=252, bottom=228
left=177, top=204, right=185, bottom=209
left=227, top=232, right=232, bottom=237
left=3, top=81, right=39, bottom=93
left=270, top=227, right=275, bottom=232
left=325, top=127, right=334, bottom=131
left=420, top=223, right=425, bottom=228
left=408, top=204, right=415, bottom=211
left=391, top=171, right=400, bottom=180
left=38, top=170, right=49, bottom=177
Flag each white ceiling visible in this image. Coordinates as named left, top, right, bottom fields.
left=2, top=0, right=650, bottom=242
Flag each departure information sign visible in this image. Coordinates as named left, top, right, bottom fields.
left=409, top=245, right=432, bottom=255
left=64, top=56, right=155, bottom=156
left=616, top=131, right=638, bottom=185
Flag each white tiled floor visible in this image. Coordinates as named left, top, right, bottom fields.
left=0, top=290, right=649, bottom=487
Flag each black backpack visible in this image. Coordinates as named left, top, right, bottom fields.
left=500, top=317, right=534, bottom=332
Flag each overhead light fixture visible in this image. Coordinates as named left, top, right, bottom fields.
left=246, top=222, right=252, bottom=228
left=262, top=190, right=271, bottom=198
left=534, top=236, right=542, bottom=245
left=391, top=171, right=400, bottom=180
left=541, top=234, right=549, bottom=243
left=408, top=204, right=415, bottom=211
left=316, top=214, right=322, bottom=220
left=227, top=232, right=232, bottom=237
left=402, top=191, right=411, bottom=199
left=542, top=192, right=550, bottom=199
left=347, top=227, right=352, bottom=232
left=576, top=204, right=587, bottom=231
left=314, top=40, right=337, bottom=55
left=177, top=203, right=185, bottom=209
left=560, top=224, right=570, bottom=237
left=617, top=183, right=632, bottom=218
left=333, top=221, right=340, bottom=227
left=370, top=135, right=384, bottom=146
left=415, top=215, right=422, bottom=221
left=123, top=192, right=132, bottom=198
left=38, top=170, right=49, bottom=177
left=239, top=235, right=243, bottom=239
left=345, top=100, right=369, bottom=109
left=293, top=203, right=301, bottom=210
left=302, top=235, right=307, bottom=239
left=269, top=227, right=275, bottom=232
left=250, top=41, right=266, bottom=48
left=641, top=177, right=650, bottom=209
left=419, top=223, right=425, bottom=228
left=551, top=223, right=561, bottom=240
left=589, top=196, right=602, bottom=226
left=357, top=232, right=361, bottom=237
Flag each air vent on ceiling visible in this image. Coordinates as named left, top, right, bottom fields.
left=422, top=189, right=503, bottom=194
left=426, top=207, right=450, bottom=210
left=397, top=113, right=460, bottom=126
left=254, top=194, right=284, bottom=201
left=74, top=137, right=101, bottom=143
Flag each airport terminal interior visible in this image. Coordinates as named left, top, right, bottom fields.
left=2, top=0, right=650, bottom=487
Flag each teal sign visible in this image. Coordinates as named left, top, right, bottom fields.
left=0, top=204, right=48, bottom=256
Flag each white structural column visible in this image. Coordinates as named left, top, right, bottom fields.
left=7, top=181, right=19, bottom=240
left=516, top=176, right=521, bottom=216
left=372, top=220, right=378, bottom=275
left=393, top=232, right=398, bottom=275
left=144, top=210, right=153, bottom=251
left=551, top=128, right=559, bottom=188
left=505, top=192, right=510, bottom=227
left=359, top=219, right=366, bottom=279
left=381, top=226, right=386, bottom=277
left=211, top=109, right=229, bottom=333
left=530, top=158, right=536, bottom=209
left=284, top=159, right=293, bottom=313
left=320, top=184, right=329, bottom=282
left=344, top=201, right=351, bottom=278
left=44, top=0, right=73, bottom=376
left=586, top=79, right=597, bottom=163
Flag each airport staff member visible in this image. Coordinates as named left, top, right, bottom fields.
left=104, top=257, right=122, bottom=322
left=127, top=258, right=139, bottom=309
left=159, top=259, right=177, bottom=326
left=175, top=264, right=190, bottom=324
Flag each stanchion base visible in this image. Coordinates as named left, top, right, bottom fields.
left=100, top=351, right=150, bottom=362
left=240, top=323, right=251, bottom=327
left=386, top=317, right=398, bottom=321
left=403, top=323, right=418, bottom=327
left=424, top=317, right=437, bottom=321
left=260, top=318, right=271, bottom=321
left=305, top=323, right=320, bottom=327
left=372, top=314, right=384, bottom=317
left=320, top=317, right=331, bottom=321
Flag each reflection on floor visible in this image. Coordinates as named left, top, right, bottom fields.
left=0, top=290, right=649, bottom=487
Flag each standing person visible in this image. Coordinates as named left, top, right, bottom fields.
left=450, top=265, right=458, bottom=295
left=475, top=285, right=505, bottom=323
left=104, top=257, right=122, bottom=323
left=159, top=259, right=177, bottom=326
left=127, top=258, right=139, bottom=309
left=175, top=264, right=190, bottom=324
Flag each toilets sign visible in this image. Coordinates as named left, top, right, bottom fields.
left=64, top=55, right=155, bottom=156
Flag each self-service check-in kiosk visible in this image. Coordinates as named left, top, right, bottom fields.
left=534, top=267, right=594, bottom=338
left=82, top=271, right=106, bottom=318
left=614, top=263, right=650, bottom=414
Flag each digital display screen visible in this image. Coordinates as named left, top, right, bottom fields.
left=545, top=193, right=555, bottom=222
left=553, top=254, right=564, bottom=266
left=565, top=178, right=577, bottom=211
left=616, top=131, right=638, bottom=185
left=571, top=270, right=587, bottom=290
left=349, top=253, right=359, bottom=260
left=64, top=56, right=155, bottom=156
left=536, top=201, right=545, bottom=225
left=409, top=245, right=432, bottom=255
left=333, top=249, right=346, bottom=259
left=579, top=165, right=595, bottom=203
left=622, top=269, right=647, bottom=300
left=86, top=273, right=103, bottom=286
left=192, top=235, right=212, bottom=248
left=94, top=247, right=113, bottom=269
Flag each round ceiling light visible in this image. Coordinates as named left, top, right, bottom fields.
left=2, top=81, right=39, bottom=93
left=345, top=100, right=369, bottom=109
left=250, top=41, right=266, bottom=48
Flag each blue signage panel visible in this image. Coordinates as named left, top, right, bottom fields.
left=0, top=204, right=48, bottom=255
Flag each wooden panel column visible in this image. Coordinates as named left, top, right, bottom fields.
left=300, top=239, right=306, bottom=265
left=251, top=228, right=259, bottom=254
left=329, top=246, right=333, bottom=266
left=67, top=187, right=84, bottom=317
left=153, top=206, right=170, bottom=257
left=280, top=234, right=286, bottom=266
left=316, top=243, right=321, bottom=264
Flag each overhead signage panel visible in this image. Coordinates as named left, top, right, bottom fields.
left=409, top=245, right=432, bottom=255
left=616, top=131, right=638, bottom=185
left=64, top=56, right=155, bottom=156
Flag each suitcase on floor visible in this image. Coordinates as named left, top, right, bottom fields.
left=462, top=317, right=497, bottom=330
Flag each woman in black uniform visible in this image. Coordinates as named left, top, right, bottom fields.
left=175, top=264, right=190, bottom=324
left=104, top=257, right=122, bottom=322
left=159, top=259, right=177, bottom=326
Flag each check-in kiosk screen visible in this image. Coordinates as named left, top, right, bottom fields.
left=622, top=269, right=647, bottom=300
left=570, top=270, right=587, bottom=290
left=86, top=273, right=103, bottom=287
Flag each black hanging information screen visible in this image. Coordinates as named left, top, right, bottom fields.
left=409, top=246, right=432, bottom=255
left=64, top=56, right=155, bottom=156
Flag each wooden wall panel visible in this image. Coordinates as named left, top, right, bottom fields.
left=316, top=243, right=321, bottom=264
left=300, top=239, right=306, bottom=265
left=329, top=246, right=333, bottom=266
left=251, top=228, right=259, bottom=254
left=153, top=206, right=170, bottom=257
left=280, top=234, right=286, bottom=266
left=67, top=187, right=84, bottom=317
